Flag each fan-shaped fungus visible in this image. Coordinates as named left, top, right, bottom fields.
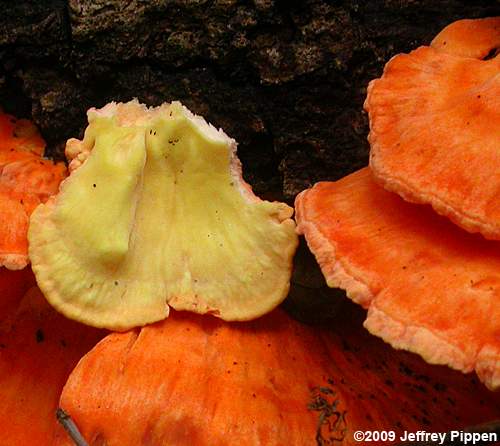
left=29, top=100, right=297, bottom=330
left=295, top=168, right=500, bottom=390
left=365, top=45, right=500, bottom=239
left=55, top=306, right=500, bottom=445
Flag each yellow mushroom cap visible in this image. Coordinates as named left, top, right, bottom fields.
left=29, top=100, right=298, bottom=330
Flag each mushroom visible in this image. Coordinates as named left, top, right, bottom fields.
left=0, top=112, right=66, bottom=269
left=29, top=100, right=298, bottom=330
left=0, top=287, right=103, bottom=445
left=295, top=168, right=500, bottom=390
left=431, top=17, right=500, bottom=59
left=364, top=41, right=500, bottom=239
left=55, top=305, right=500, bottom=446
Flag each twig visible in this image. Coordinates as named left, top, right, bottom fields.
left=56, top=408, right=89, bottom=446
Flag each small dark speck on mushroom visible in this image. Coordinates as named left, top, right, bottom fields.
left=60, top=339, right=67, bottom=347
left=477, top=95, right=481, bottom=99
left=114, top=281, right=119, bottom=286
left=35, top=329, right=45, bottom=343
left=93, top=184, right=96, bottom=188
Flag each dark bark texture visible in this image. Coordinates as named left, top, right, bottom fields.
left=0, top=0, right=498, bottom=200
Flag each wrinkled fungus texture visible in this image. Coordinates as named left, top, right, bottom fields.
left=56, top=307, right=500, bottom=446
left=365, top=45, right=500, bottom=239
left=0, top=112, right=66, bottom=269
left=0, top=287, right=104, bottom=445
left=29, top=100, right=297, bottom=330
left=431, top=17, right=500, bottom=59
left=295, top=168, right=500, bottom=390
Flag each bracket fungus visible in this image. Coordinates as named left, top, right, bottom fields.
left=364, top=40, right=500, bottom=239
left=55, top=307, right=500, bottom=446
left=0, top=287, right=103, bottom=445
left=29, top=100, right=298, bottom=330
left=431, top=17, right=500, bottom=59
left=295, top=168, right=500, bottom=390
left=0, top=112, right=66, bottom=269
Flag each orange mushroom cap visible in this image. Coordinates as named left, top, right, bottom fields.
left=365, top=45, right=500, bottom=239
left=0, top=111, right=66, bottom=269
left=295, top=168, right=500, bottom=390
left=431, top=17, right=500, bottom=59
left=55, top=306, right=499, bottom=446
left=0, top=287, right=104, bottom=445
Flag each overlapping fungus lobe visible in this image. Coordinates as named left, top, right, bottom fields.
left=56, top=306, right=500, bottom=445
left=364, top=42, right=499, bottom=239
left=0, top=111, right=66, bottom=270
left=0, top=287, right=104, bottom=445
left=431, top=17, right=500, bottom=59
left=295, top=167, right=500, bottom=390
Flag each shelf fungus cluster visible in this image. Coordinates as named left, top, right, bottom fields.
left=295, top=18, right=500, bottom=390
left=0, top=16, right=499, bottom=446
left=28, top=100, right=298, bottom=330
left=0, top=112, right=66, bottom=270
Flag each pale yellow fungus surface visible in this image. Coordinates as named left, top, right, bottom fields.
left=29, top=100, right=297, bottom=330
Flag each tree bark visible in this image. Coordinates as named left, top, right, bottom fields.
left=0, top=0, right=497, bottom=200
